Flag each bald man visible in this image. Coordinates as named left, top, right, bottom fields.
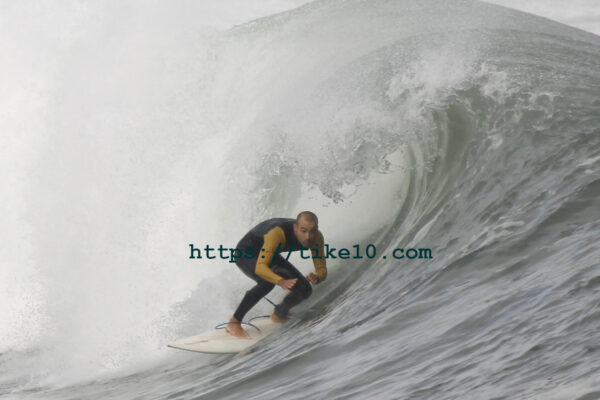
left=226, top=211, right=327, bottom=338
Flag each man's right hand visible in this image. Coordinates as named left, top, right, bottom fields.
left=278, top=278, right=297, bottom=291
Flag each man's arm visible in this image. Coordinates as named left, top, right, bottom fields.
left=255, top=227, right=287, bottom=284
left=309, top=230, right=327, bottom=283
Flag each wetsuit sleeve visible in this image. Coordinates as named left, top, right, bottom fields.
left=311, top=230, right=327, bottom=282
left=255, top=226, right=287, bottom=284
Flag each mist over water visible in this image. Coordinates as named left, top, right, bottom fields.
left=2, top=0, right=599, bottom=399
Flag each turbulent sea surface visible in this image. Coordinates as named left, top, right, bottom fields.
left=2, top=0, right=599, bottom=399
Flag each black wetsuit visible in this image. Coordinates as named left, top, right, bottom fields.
left=233, top=218, right=326, bottom=321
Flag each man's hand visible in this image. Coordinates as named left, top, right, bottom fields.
left=306, top=273, right=319, bottom=284
left=278, top=278, right=297, bottom=291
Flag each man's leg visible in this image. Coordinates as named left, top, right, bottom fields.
left=270, top=255, right=312, bottom=319
left=227, top=254, right=275, bottom=338
left=232, top=279, right=275, bottom=322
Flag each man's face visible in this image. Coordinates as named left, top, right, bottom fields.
left=293, top=217, right=317, bottom=248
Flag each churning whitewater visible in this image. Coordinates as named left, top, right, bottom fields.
left=1, top=0, right=599, bottom=399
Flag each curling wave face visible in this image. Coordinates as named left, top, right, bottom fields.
left=179, top=1, right=600, bottom=398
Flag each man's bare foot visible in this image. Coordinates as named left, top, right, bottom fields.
left=225, top=317, right=249, bottom=338
left=270, top=312, right=289, bottom=324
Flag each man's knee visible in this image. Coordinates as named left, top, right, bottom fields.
left=248, top=281, right=275, bottom=297
left=295, top=278, right=312, bottom=299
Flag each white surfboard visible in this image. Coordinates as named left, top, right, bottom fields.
left=168, top=318, right=283, bottom=354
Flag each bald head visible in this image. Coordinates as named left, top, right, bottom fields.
left=296, top=211, right=318, bottom=227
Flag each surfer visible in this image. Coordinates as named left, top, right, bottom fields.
left=226, top=211, right=327, bottom=338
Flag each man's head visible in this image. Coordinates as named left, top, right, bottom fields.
left=293, top=211, right=318, bottom=248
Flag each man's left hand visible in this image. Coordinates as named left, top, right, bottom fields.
left=306, top=273, right=319, bottom=284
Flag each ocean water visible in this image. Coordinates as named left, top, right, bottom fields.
left=1, top=0, right=599, bottom=399
left=485, top=0, right=600, bottom=36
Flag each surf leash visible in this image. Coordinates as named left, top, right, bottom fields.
left=214, top=297, right=291, bottom=332
left=215, top=320, right=262, bottom=332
